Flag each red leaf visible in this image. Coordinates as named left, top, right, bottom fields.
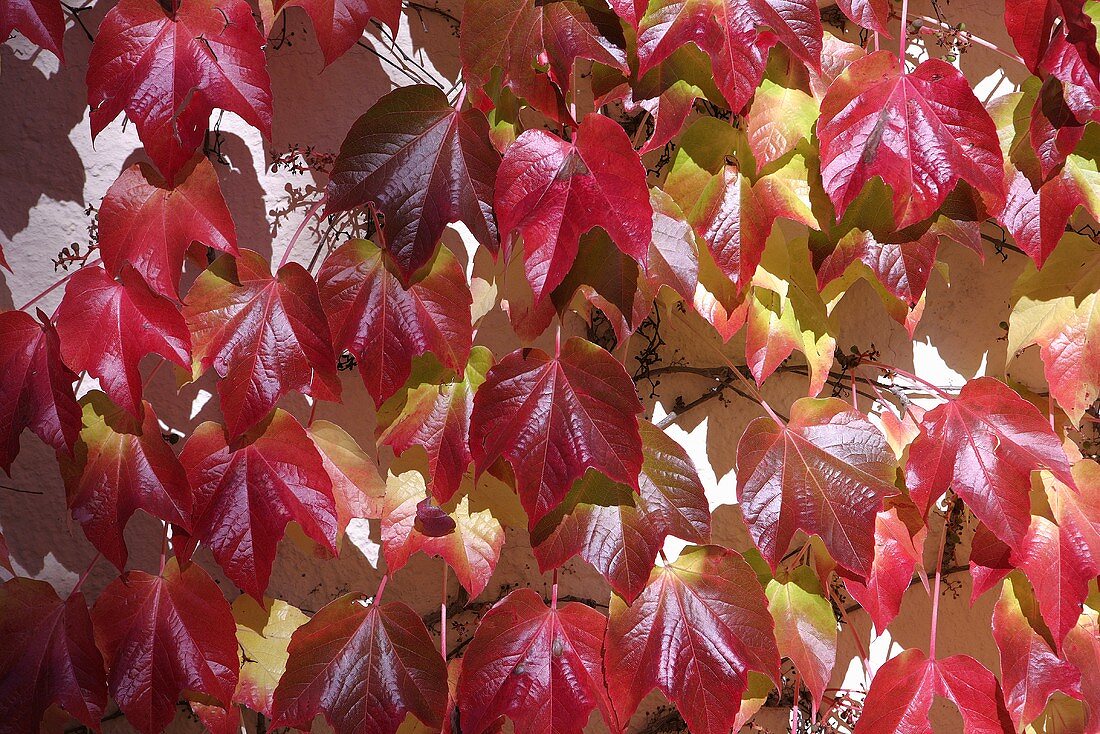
left=309, top=420, right=386, bottom=536
left=1063, top=613, right=1100, bottom=732
left=56, top=266, right=191, bottom=418
left=97, top=156, right=237, bottom=299
left=59, top=393, right=192, bottom=571
left=1042, top=26, right=1100, bottom=124
left=460, top=0, right=627, bottom=122
left=377, top=348, right=491, bottom=504
left=531, top=420, right=711, bottom=601
left=86, top=0, right=272, bottom=183
left=736, top=397, right=897, bottom=577
left=0, top=0, right=64, bottom=59
left=381, top=471, right=504, bottom=599
left=179, top=410, right=337, bottom=599
left=274, top=0, right=399, bottom=65
left=457, top=588, right=616, bottom=734
left=92, top=559, right=238, bottom=734
left=834, top=0, right=891, bottom=36
left=906, top=377, right=1074, bottom=550
left=853, top=648, right=1013, bottom=733
left=317, top=239, right=471, bottom=408
left=815, top=228, right=939, bottom=307
left=992, top=575, right=1082, bottom=730
left=326, top=85, right=500, bottom=280
left=765, top=567, right=837, bottom=710
left=469, top=337, right=643, bottom=527
left=0, top=309, right=80, bottom=473
left=185, top=250, right=340, bottom=438
left=0, top=578, right=106, bottom=732
left=604, top=545, right=780, bottom=734
left=842, top=508, right=926, bottom=634
left=818, top=51, right=1004, bottom=230
left=607, top=0, right=644, bottom=28
left=494, top=114, right=652, bottom=301
left=969, top=522, right=1013, bottom=603
left=647, top=189, right=700, bottom=301
left=272, top=594, right=448, bottom=734
left=637, top=0, right=822, bottom=112
left=998, top=169, right=1085, bottom=268
left=1006, top=0, right=1100, bottom=83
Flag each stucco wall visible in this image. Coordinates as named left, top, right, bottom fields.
left=0, top=1, right=1041, bottom=732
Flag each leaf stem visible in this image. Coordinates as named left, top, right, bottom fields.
left=68, top=553, right=100, bottom=598
left=19, top=258, right=101, bottom=312
left=551, top=568, right=558, bottom=609
left=440, top=564, right=448, bottom=657
left=928, top=518, right=949, bottom=660
left=159, top=523, right=168, bottom=574
left=278, top=197, right=326, bottom=269
left=899, top=0, right=910, bottom=71
left=374, top=573, right=390, bottom=606
left=858, top=359, right=956, bottom=401
left=915, top=16, right=1026, bottom=66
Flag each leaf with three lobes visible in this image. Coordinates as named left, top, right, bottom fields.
left=0, top=578, right=106, bottom=733
left=531, top=420, right=710, bottom=602
left=179, top=410, right=337, bottom=599
left=59, top=392, right=191, bottom=571
left=736, top=397, right=897, bottom=578
left=460, top=0, right=627, bottom=121
left=0, top=309, right=80, bottom=473
left=232, top=595, right=309, bottom=718
left=457, top=588, right=617, bottom=734
left=274, top=0, right=399, bottom=65
left=56, top=266, right=191, bottom=418
left=494, top=113, right=652, bottom=302
left=469, top=337, right=643, bottom=527
left=765, top=567, right=836, bottom=710
left=637, top=0, right=822, bottom=113
left=309, top=420, right=386, bottom=537
left=604, top=545, right=780, bottom=734
left=185, top=249, right=340, bottom=438
left=841, top=507, right=926, bottom=634
left=318, top=238, right=471, bottom=409
left=376, top=347, right=492, bottom=504
left=0, top=0, right=64, bottom=59
left=326, top=85, right=500, bottom=280
left=97, top=156, right=237, bottom=299
left=91, top=558, right=238, bottom=734
left=381, top=471, right=504, bottom=599
left=817, top=51, right=1003, bottom=230
left=1008, top=233, right=1100, bottom=426
left=272, top=594, right=448, bottom=734
left=992, top=574, right=1082, bottom=731
left=852, top=648, right=1014, bottom=733
left=86, top=0, right=272, bottom=182
left=905, top=376, right=1074, bottom=551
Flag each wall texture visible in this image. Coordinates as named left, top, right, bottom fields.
left=0, top=1, right=1043, bottom=732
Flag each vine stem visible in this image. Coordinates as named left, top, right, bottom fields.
left=19, top=258, right=101, bottom=312
left=928, top=517, right=949, bottom=661
left=672, top=308, right=784, bottom=426
left=68, top=553, right=100, bottom=598
left=859, top=359, right=956, bottom=401
left=440, top=564, right=448, bottom=658
left=278, top=197, right=327, bottom=269
left=915, top=16, right=1026, bottom=66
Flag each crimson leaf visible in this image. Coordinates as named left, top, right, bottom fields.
left=0, top=0, right=64, bottom=59
left=457, top=588, right=616, bottom=734
left=470, top=337, right=643, bottom=527
left=92, top=559, right=238, bottom=734
left=0, top=578, right=106, bottom=732
left=326, top=85, right=500, bottom=280
left=179, top=410, right=337, bottom=599
left=494, top=113, right=652, bottom=301
left=184, top=249, right=340, bottom=438
left=272, top=594, right=448, bottom=734
left=317, top=239, right=471, bottom=408
left=86, top=0, right=273, bottom=183
left=274, top=0, right=399, bottom=65
left=0, top=309, right=80, bottom=473
left=55, top=266, right=191, bottom=418
left=97, top=156, right=237, bottom=300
